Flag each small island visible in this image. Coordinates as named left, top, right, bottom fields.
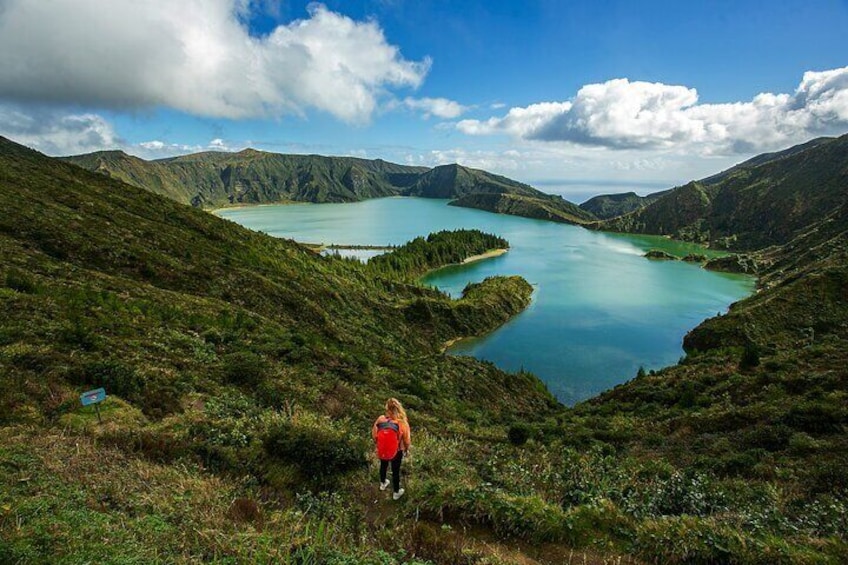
left=366, top=229, right=509, bottom=280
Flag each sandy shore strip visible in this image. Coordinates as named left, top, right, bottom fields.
left=461, top=248, right=508, bottom=264
left=440, top=336, right=466, bottom=353
left=208, top=201, right=304, bottom=215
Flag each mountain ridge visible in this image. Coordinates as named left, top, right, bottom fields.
left=579, top=188, right=672, bottom=219
left=595, top=134, right=848, bottom=250
left=62, top=148, right=588, bottom=222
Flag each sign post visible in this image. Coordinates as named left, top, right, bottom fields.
left=80, top=388, right=107, bottom=423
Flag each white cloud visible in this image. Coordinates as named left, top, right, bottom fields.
left=0, top=1, right=429, bottom=123
left=0, top=102, right=252, bottom=157
left=458, top=102, right=573, bottom=137
left=133, top=138, right=244, bottom=158
left=139, top=140, right=166, bottom=151
left=457, top=67, right=848, bottom=154
left=403, top=97, right=467, bottom=119
left=0, top=105, right=119, bottom=155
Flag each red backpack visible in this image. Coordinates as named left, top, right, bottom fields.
left=376, top=418, right=401, bottom=461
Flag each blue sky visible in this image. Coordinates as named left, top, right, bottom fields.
left=1, top=0, right=847, bottom=201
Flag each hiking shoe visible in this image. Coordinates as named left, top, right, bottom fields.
left=392, top=488, right=405, bottom=500
left=379, top=479, right=390, bottom=491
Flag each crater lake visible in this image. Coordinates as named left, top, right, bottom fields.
left=217, top=198, right=754, bottom=404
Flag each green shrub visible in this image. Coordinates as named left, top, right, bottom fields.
left=507, top=423, right=531, bottom=446
left=806, top=462, right=848, bottom=495
left=742, top=424, right=792, bottom=451
left=624, top=471, right=727, bottom=518
left=264, top=422, right=367, bottom=484
left=565, top=501, right=634, bottom=547
left=740, top=341, right=761, bottom=369
left=59, top=318, right=99, bottom=351
left=222, top=351, right=267, bottom=387
left=634, top=516, right=744, bottom=564
left=68, top=359, right=144, bottom=401
left=784, top=400, right=847, bottom=434
left=4, top=268, right=36, bottom=293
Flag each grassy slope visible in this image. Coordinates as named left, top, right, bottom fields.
left=63, top=148, right=430, bottom=207
left=579, top=189, right=672, bottom=220
left=450, top=192, right=597, bottom=225
left=1, top=136, right=572, bottom=562
left=579, top=138, right=833, bottom=223
left=64, top=149, right=599, bottom=230
left=406, top=164, right=540, bottom=199
left=598, top=134, right=848, bottom=250
left=3, top=135, right=848, bottom=563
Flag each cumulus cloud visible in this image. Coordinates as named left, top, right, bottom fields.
left=0, top=101, right=251, bottom=157
left=404, top=147, right=540, bottom=173
left=457, top=67, right=848, bottom=154
left=0, top=105, right=119, bottom=155
left=0, top=1, right=429, bottom=123
left=403, top=97, right=467, bottom=119
left=135, top=138, right=243, bottom=158
left=458, top=102, right=573, bottom=138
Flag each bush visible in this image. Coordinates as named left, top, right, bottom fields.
left=784, top=400, right=847, bottom=434
left=264, top=422, right=367, bottom=484
left=68, top=359, right=144, bottom=401
left=742, top=424, right=791, bottom=451
left=626, top=471, right=727, bottom=518
left=508, top=423, right=531, bottom=446
left=806, top=462, right=848, bottom=495
left=634, top=516, right=744, bottom=564
left=222, top=351, right=267, bottom=387
left=5, top=268, right=36, bottom=293
left=740, top=341, right=760, bottom=369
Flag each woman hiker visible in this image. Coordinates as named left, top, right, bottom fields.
left=372, top=398, right=411, bottom=500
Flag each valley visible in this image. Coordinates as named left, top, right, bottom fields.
left=1, top=133, right=847, bottom=563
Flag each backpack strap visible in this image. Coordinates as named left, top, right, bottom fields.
left=377, top=420, right=400, bottom=433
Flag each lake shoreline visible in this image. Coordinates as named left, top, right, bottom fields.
left=462, top=248, right=508, bottom=264
left=208, top=201, right=304, bottom=215
left=214, top=198, right=755, bottom=404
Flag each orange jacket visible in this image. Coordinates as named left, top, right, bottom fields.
left=372, top=415, right=411, bottom=451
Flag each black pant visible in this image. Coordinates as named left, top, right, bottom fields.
left=379, top=450, right=404, bottom=492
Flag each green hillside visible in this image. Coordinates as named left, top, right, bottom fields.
left=699, top=137, right=834, bottom=187
left=405, top=163, right=539, bottom=199
left=451, top=192, right=597, bottom=224
left=1, top=137, right=550, bottom=421
left=0, top=136, right=562, bottom=560
left=3, top=134, right=848, bottom=563
left=63, top=147, right=601, bottom=228
left=64, top=148, right=429, bottom=207
left=597, top=134, right=848, bottom=250
left=579, top=189, right=671, bottom=220
left=63, top=148, right=602, bottom=228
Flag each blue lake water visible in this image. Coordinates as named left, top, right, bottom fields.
left=218, top=198, right=754, bottom=404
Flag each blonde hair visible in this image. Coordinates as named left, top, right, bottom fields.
left=385, top=397, right=408, bottom=424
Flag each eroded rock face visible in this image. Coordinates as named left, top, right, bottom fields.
left=704, top=254, right=759, bottom=274
left=644, top=249, right=677, bottom=260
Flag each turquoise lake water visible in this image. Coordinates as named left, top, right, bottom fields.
left=218, top=198, right=754, bottom=404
